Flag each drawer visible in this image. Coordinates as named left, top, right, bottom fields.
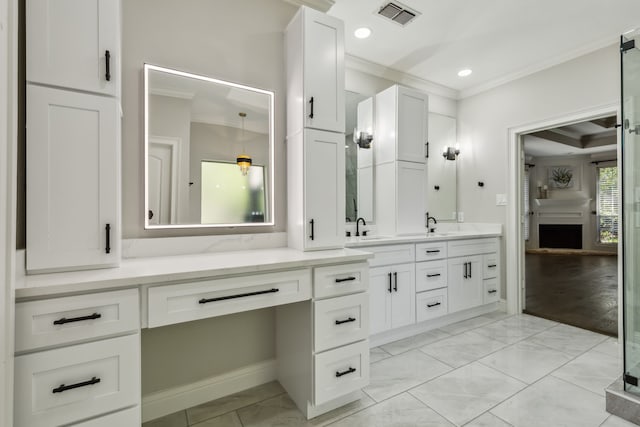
left=14, top=334, right=140, bottom=427
left=484, top=278, right=500, bottom=304
left=483, top=253, right=499, bottom=279
left=415, top=260, right=447, bottom=292
left=314, top=293, right=369, bottom=352
left=314, top=262, right=369, bottom=299
left=314, top=340, right=369, bottom=406
left=364, top=244, right=414, bottom=267
left=416, top=288, right=448, bottom=322
left=15, top=289, right=140, bottom=353
left=71, top=406, right=140, bottom=426
left=447, top=238, right=498, bottom=258
left=415, top=241, right=447, bottom=261
left=147, top=269, right=311, bottom=327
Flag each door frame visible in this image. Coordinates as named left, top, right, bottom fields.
left=505, top=103, right=620, bottom=325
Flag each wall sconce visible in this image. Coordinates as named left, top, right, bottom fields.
left=442, top=145, right=460, bottom=160
left=353, top=128, right=373, bottom=149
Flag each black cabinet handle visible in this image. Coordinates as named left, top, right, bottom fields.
left=488, top=264, right=497, bottom=268
left=105, top=50, right=111, bottom=81
left=335, top=276, right=356, bottom=283
left=427, top=273, right=441, bottom=278
left=488, top=290, right=497, bottom=294
left=309, top=96, right=314, bottom=119
left=309, top=219, right=315, bottom=241
left=53, top=313, right=102, bottom=325
left=105, top=223, right=111, bottom=254
left=463, top=262, right=468, bottom=279
left=393, top=272, right=398, bottom=292
left=52, top=376, right=100, bottom=394
left=388, top=272, right=392, bottom=293
left=427, top=302, right=441, bottom=308
left=335, top=317, right=356, bottom=325
left=335, top=367, right=356, bottom=378
left=426, top=250, right=440, bottom=254
left=199, top=288, right=279, bottom=304
left=469, top=262, right=472, bottom=278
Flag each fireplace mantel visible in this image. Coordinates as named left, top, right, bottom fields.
left=534, top=198, right=592, bottom=207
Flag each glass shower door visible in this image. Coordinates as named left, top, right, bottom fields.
left=622, top=29, right=640, bottom=394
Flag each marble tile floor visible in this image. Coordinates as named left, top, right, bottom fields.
left=144, top=313, right=634, bottom=427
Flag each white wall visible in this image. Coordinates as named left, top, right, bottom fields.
left=457, top=45, right=619, bottom=225
left=122, top=0, right=296, bottom=238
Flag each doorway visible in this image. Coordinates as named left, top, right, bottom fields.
left=520, top=117, right=619, bottom=336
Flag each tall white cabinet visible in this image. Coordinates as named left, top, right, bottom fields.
left=374, top=85, right=429, bottom=236
left=26, top=0, right=121, bottom=272
left=286, top=6, right=345, bottom=251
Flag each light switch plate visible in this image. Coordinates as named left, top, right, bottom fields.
left=496, top=194, right=507, bottom=206
left=457, top=212, right=464, bottom=222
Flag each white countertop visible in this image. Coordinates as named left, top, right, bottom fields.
left=15, top=247, right=373, bottom=299
left=344, top=229, right=502, bottom=248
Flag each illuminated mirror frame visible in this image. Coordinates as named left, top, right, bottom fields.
left=144, top=64, right=275, bottom=229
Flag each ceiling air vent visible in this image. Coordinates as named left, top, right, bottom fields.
left=377, top=2, right=420, bottom=26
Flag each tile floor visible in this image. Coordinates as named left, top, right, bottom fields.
left=144, top=312, right=634, bottom=427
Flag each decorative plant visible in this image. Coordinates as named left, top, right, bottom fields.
left=551, top=167, right=573, bottom=188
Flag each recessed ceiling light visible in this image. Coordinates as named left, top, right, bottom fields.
left=457, top=69, right=472, bottom=77
left=354, top=27, right=372, bottom=39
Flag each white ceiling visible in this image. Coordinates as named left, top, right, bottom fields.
left=328, top=0, right=640, bottom=97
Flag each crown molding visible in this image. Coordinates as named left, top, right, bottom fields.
left=282, top=0, right=335, bottom=12
left=345, top=54, right=460, bottom=100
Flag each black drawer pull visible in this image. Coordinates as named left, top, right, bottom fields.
left=309, top=96, right=314, bottom=118
left=488, top=264, right=497, bottom=268
left=426, top=273, right=441, bottom=278
left=426, top=250, right=440, bottom=253
left=488, top=290, right=497, bottom=294
left=105, top=223, right=111, bottom=254
left=335, top=317, right=356, bottom=325
left=427, top=302, right=441, bottom=308
left=52, top=376, right=100, bottom=394
left=53, top=313, right=101, bottom=325
left=105, top=50, right=111, bottom=81
left=335, top=367, right=356, bottom=377
left=335, top=276, right=356, bottom=283
left=199, top=288, right=279, bottom=304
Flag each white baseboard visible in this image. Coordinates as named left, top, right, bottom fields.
left=369, top=303, right=501, bottom=348
left=141, top=359, right=277, bottom=423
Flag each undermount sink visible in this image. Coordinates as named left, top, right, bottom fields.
left=359, top=235, right=389, bottom=241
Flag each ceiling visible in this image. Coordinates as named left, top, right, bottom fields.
left=523, top=116, right=618, bottom=157
left=327, top=0, right=640, bottom=97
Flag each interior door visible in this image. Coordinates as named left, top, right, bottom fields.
left=148, top=142, right=174, bottom=225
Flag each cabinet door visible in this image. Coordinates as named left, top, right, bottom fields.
left=27, top=85, right=120, bottom=272
left=447, top=256, right=483, bottom=313
left=27, top=0, right=119, bottom=96
left=397, top=86, right=428, bottom=163
left=369, top=267, right=392, bottom=335
left=397, top=161, right=426, bottom=235
left=304, top=129, right=345, bottom=250
left=390, top=263, right=416, bottom=329
left=303, top=8, right=345, bottom=133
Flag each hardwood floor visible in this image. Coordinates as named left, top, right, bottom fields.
left=524, top=253, right=618, bottom=337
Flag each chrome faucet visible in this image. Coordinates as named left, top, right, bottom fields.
left=426, top=212, right=437, bottom=233
left=356, top=217, right=366, bottom=237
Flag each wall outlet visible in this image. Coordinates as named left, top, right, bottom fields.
left=496, top=194, right=507, bottom=206
left=457, top=212, right=464, bottom=222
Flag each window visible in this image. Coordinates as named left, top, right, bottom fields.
left=597, top=166, right=619, bottom=244
left=201, top=161, right=266, bottom=224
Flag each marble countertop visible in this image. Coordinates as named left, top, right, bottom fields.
left=15, top=247, right=373, bottom=299
left=344, top=228, right=502, bottom=248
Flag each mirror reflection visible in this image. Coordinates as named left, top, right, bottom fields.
left=144, top=64, right=274, bottom=228
left=427, top=113, right=458, bottom=221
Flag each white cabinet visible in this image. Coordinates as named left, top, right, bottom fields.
left=447, top=255, right=483, bottom=313
left=286, top=7, right=345, bottom=251
left=26, top=0, right=121, bottom=273
left=26, top=0, right=120, bottom=96
left=369, top=263, right=415, bottom=335
left=26, top=85, right=120, bottom=272
left=375, top=85, right=428, bottom=164
left=286, top=6, right=344, bottom=135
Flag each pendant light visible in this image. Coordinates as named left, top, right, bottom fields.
left=236, top=112, right=252, bottom=175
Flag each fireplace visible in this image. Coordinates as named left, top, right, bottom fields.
left=539, top=224, right=582, bottom=249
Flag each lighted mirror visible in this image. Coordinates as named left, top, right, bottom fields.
left=345, top=91, right=374, bottom=223
left=144, top=64, right=274, bottom=228
left=427, top=113, right=458, bottom=221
